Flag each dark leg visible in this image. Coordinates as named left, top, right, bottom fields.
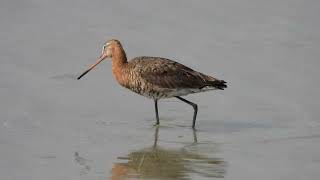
left=153, top=126, right=159, bottom=148
left=192, top=128, right=198, bottom=143
left=154, top=99, right=160, bottom=125
left=176, top=96, right=198, bottom=129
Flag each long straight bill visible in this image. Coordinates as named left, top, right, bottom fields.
left=77, top=56, right=105, bottom=80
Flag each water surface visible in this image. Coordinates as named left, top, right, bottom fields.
left=1, top=0, right=320, bottom=180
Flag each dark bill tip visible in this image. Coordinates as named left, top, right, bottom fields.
left=77, top=69, right=91, bottom=80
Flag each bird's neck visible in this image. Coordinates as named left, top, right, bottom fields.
left=112, top=45, right=127, bottom=65
left=112, top=45, right=128, bottom=84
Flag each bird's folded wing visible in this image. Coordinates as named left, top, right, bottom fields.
left=133, top=57, right=217, bottom=89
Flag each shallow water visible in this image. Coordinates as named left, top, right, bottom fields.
left=1, top=0, right=320, bottom=180
left=111, top=127, right=226, bottom=180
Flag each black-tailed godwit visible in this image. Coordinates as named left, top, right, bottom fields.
left=78, top=39, right=227, bottom=128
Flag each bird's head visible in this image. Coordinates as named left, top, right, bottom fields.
left=77, top=39, right=123, bottom=80
left=102, top=39, right=122, bottom=58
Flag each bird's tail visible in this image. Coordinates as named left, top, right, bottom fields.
left=205, top=80, right=227, bottom=90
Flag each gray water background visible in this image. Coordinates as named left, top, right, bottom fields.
left=1, top=0, right=320, bottom=179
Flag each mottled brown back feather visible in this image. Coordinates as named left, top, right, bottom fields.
left=127, top=56, right=227, bottom=90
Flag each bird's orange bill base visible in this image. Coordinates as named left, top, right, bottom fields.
left=77, top=55, right=106, bottom=80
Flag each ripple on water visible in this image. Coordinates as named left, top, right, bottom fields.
left=50, top=73, right=78, bottom=80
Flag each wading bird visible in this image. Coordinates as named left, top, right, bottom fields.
left=78, top=39, right=227, bottom=128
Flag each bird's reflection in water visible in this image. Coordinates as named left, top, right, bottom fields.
left=111, top=127, right=226, bottom=180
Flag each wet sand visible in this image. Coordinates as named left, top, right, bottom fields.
left=1, top=0, right=320, bottom=180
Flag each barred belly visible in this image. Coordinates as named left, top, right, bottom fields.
left=131, top=86, right=217, bottom=100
